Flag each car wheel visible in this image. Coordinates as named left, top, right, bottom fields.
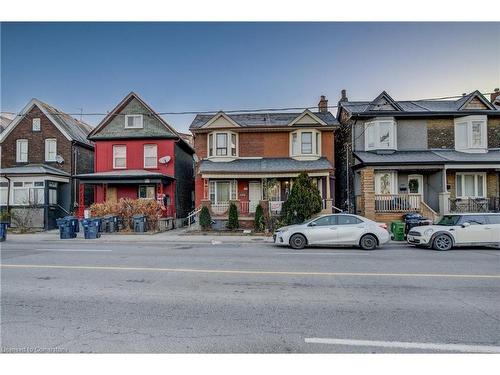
left=432, top=234, right=453, bottom=251
left=359, top=234, right=377, bottom=250
left=289, top=234, right=307, bottom=250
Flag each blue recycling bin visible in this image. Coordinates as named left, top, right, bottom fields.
left=64, top=216, right=80, bottom=233
left=133, top=215, right=147, bottom=233
left=0, top=222, right=7, bottom=242
left=103, top=214, right=118, bottom=233
left=56, top=218, right=76, bottom=239
left=82, top=218, right=101, bottom=239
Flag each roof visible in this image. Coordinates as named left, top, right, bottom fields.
left=190, top=111, right=338, bottom=130
left=354, top=149, right=500, bottom=165
left=76, top=169, right=173, bottom=179
left=339, top=90, right=499, bottom=117
left=199, top=157, right=333, bottom=174
left=0, top=164, right=71, bottom=176
left=0, top=112, right=16, bottom=133
left=0, top=99, right=94, bottom=147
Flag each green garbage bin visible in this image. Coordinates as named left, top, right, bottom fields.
left=391, top=221, right=405, bottom=241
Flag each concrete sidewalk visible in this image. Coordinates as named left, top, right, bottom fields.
left=4, top=228, right=274, bottom=244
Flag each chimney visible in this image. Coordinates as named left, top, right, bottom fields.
left=491, top=88, right=500, bottom=104
left=340, top=89, right=348, bottom=102
left=318, top=95, right=328, bottom=113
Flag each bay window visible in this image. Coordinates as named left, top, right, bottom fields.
left=113, top=145, right=126, bottom=169
left=456, top=173, right=486, bottom=198
left=290, top=129, right=321, bottom=158
left=301, top=132, right=313, bottom=154
left=454, top=116, right=487, bottom=152
left=365, top=120, right=397, bottom=151
left=207, top=132, right=238, bottom=158
left=143, top=144, right=157, bottom=168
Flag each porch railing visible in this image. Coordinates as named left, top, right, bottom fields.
left=375, top=194, right=421, bottom=212
left=239, top=201, right=250, bottom=215
left=449, top=197, right=500, bottom=213
left=211, top=202, right=230, bottom=215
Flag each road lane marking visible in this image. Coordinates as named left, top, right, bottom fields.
left=34, top=249, right=112, bottom=252
left=1, top=264, right=500, bottom=279
left=276, top=252, right=366, bottom=255
left=304, top=338, right=500, bottom=353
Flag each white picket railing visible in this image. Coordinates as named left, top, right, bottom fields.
left=375, top=194, right=421, bottom=212
left=211, top=202, right=230, bottom=215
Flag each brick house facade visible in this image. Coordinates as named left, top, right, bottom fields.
left=190, top=96, right=337, bottom=228
left=335, top=90, right=500, bottom=224
left=0, top=99, right=94, bottom=229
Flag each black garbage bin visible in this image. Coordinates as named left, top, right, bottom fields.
left=404, top=212, right=425, bottom=235
left=56, top=218, right=76, bottom=239
left=133, top=215, right=147, bottom=233
left=82, top=218, right=101, bottom=239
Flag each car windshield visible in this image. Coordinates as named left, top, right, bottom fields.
left=437, top=215, right=461, bottom=226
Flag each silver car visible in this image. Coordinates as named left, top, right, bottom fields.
left=273, top=213, right=390, bottom=250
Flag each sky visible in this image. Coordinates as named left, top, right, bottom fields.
left=1, top=22, right=499, bottom=132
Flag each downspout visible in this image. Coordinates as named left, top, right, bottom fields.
left=4, top=175, right=11, bottom=213
left=348, top=118, right=358, bottom=213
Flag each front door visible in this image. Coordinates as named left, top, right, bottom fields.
left=408, top=174, right=423, bottom=209
left=107, top=187, right=117, bottom=203
left=248, top=181, right=261, bottom=213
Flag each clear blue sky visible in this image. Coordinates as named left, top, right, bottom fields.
left=1, top=22, right=499, bottom=132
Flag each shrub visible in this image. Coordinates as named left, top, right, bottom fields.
left=199, top=206, right=211, bottom=230
left=227, top=203, right=239, bottom=230
left=280, top=172, right=322, bottom=225
left=254, top=204, right=265, bottom=232
left=134, top=199, right=162, bottom=231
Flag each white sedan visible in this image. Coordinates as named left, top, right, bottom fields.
left=273, top=214, right=390, bottom=250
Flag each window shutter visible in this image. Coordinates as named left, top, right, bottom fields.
left=455, top=122, right=468, bottom=150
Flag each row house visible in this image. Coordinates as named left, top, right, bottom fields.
left=190, top=96, right=337, bottom=227
left=76, top=92, right=195, bottom=221
left=0, top=99, right=94, bottom=229
left=335, top=89, right=500, bottom=224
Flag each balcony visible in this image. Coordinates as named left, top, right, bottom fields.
left=375, top=194, right=422, bottom=213
left=449, top=197, right=500, bottom=213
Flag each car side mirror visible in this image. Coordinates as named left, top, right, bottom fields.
left=461, top=222, right=471, bottom=228
left=308, top=222, right=317, bottom=227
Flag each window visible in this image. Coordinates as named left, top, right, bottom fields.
left=311, top=215, right=335, bottom=226
left=208, top=132, right=238, bottom=158
left=454, top=116, right=487, bottom=152
left=486, top=215, right=500, bottom=224
left=216, top=133, right=228, bottom=156
left=456, top=173, right=486, bottom=198
left=291, top=130, right=321, bottom=157
left=365, top=120, right=396, bottom=151
left=143, top=144, right=157, bottom=168
left=301, top=132, right=313, bottom=154
left=209, top=180, right=237, bottom=203
left=0, top=182, right=8, bottom=205
left=375, top=171, right=397, bottom=194
left=337, top=215, right=363, bottom=225
left=16, top=139, right=28, bottom=162
left=45, top=139, right=57, bottom=161
left=458, top=215, right=486, bottom=225
left=113, top=145, right=126, bottom=169
left=49, top=189, right=57, bottom=205
left=32, top=118, right=41, bottom=131
left=125, top=115, right=143, bottom=129
left=138, top=185, right=155, bottom=199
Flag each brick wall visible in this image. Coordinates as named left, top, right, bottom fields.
left=359, top=167, right=375, bottom=220
left=193, top=133, right=207, bottom=159
left=1, top=106, right=72, bottom=173
left=488, top=118, right=500, bottom=148
left=487, top=172, right=499, bottom=197
left=427, top=119, right=454, bottom=149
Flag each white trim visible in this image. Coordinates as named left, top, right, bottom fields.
left=455, top=172, right=487, bottom=198
left=112, top=144, right=127, bottom=169
left=207, top=131, right=238, bottom=160
left=454, top=115, right=488, bottom=153
left=288, top=109, right=327, bottom=127
left=201, top=112, right=241, bottom=129
left=202, top=172, right=330, bottom=179
left=374, top=171, right=398, bottom=194
left=289, top=129, right=321, bottom=160
left=16, top=139, right=28, bottom=163
left=44, top=138, right=57, bottom=162
left=124, top=114, right=144, bottom=129
left=364, top=119, right=397, bottom=151
left=143, top=144, right=158, bottom=168
left=32, top=117, right=41, bottom=131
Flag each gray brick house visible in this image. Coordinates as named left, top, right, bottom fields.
left=335, top=89, right=500, bottom=223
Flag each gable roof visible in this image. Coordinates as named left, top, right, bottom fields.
left=0, top=99, right=94, bottom=147
left=201, top=111, right=241, bottom=128
left=190, top=110, right=338, bottom=130
left=0, top=112, right=16, bottom=133
left=339, top=90, right=500, bottom=117
left=367, top=91, right=404, bottom=111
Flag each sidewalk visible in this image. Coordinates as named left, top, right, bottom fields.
left=4, top=228, right=274, bottom=244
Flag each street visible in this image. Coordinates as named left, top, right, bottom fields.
left=1, top=238, right=499, bottom=353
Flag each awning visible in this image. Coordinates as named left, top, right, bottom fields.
left=75, top=169, right=175, bottom=184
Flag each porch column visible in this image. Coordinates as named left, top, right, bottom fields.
left=438, top=167, right=450, bottom=215
left=323, top=175, right=333, bottom=214
left=103, top=184, right=107, bottom=202
left=77, top=182, right=85, bottom=218
left=360, top=168, right=375, bottom=220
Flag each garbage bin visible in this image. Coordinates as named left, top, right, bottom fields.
left=56, top=218, right=76, bottom=239
left=404, top=213, right=424, bottom=235
left=103, top=214, right=118, bottom=233
left=92, top=217, right=104, bottom=232
left=0, top=222, right=7, bottom=242
left=133, top=215, right=147, bottom=233
left=390, top=221, right=405, bottom=241
left=64, top=216, right=80, bottom=233
left=82, top=218, right=101, bottom=239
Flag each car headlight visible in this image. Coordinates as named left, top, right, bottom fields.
left=424, top=228, right=434, bottom=236
left=278, top=228, right=288, bottom=233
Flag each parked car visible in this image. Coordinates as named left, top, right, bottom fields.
left=407, top=213, right=500, bottom=251
left=273, top=214, right=390, bottom=250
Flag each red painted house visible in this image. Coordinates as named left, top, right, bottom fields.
left=76, top=92, right=195, bottom=221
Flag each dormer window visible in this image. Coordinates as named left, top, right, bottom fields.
left=290, top=129, right=321, bottom=159
left=364, top=120, right=397, bottom=151
left=454, top=115, right=487, bottom=153
left=208, top=131, right=238, bottom=158
left=125, top=114, right=143, bottom=129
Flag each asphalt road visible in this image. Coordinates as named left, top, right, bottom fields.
left=1, top=239, right=499, bottom=353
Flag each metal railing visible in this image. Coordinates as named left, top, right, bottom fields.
left=449, top=197, right=500, bottom=213
left=375, top=194, right=422, bottom=212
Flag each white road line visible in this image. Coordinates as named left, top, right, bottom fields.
left=276, top=252, right=365, bottom=255
left=304, top=338, right=500, bottom=353
left=34, top=249, right=112, bottom=252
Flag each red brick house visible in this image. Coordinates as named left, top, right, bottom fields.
left=76, top=92, right=195, bottom=221
left=190, top=96, right=338, bottom=227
